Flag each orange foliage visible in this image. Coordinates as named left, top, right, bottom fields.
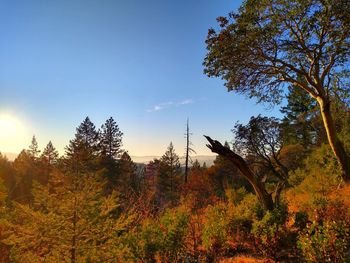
left=285, top=191, right=312, bottom=213
left=182, top=168, right=217, bottom=209
left=328, top=185, right=350, bottom=207
left=220, top=255, right=273, bottom=263
left=286, top=185, right=350, bottom=216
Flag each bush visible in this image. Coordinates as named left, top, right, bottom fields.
left=137, top=218, right=164, bottom=262
left=298, top=220, right=349, bottom=262
left=160, top=206, right=190, bottom=261
left=251, top=204, right=290, bottom=260
left=225, top=187, right=248, bottom=206
left=288, top=144, right=340, bottom=190
left=234, top=193, right=264, bottom=221
left=129, top=206, right=190, bottom=262
left=202, top=203, right=230, bottom=251
left=297, top=198, right=350, bottom=262
left=230, top=194, right=263, bottom=247
left=286, top=144, right=342, bottom=214
left=201, top=196, right=263, bottom=260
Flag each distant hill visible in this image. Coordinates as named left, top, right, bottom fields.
left=131, top=156, right=159, bottom=164
left=0, top=152, right=217, bottom=166
left=189, top=155, right=217, bottom=166
left=131, top=155, right=217, bottom=166
left=2, top=152, right=18, bottom=161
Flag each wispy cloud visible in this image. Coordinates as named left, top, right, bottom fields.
left=147, top=99, right=194, bottom=112
left=179, top=99, right=193, bottom=105
left=147, top=101, right=174, bottom=112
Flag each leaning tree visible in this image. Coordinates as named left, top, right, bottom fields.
left=205, top=116, right=290, bottom=211
left=204, top=0, right=350, bottom=182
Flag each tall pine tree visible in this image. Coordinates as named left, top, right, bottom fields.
left=28, top=135, right=40, bottom=159
left=65, top=117, right=99, bottom=172
left=157, top=143, right=182, bottom=207
left=98, top=117, right=124, bottom=192
left=41, top=141, right=59, bottom=165
left=99, top=117, right=123, bottom=159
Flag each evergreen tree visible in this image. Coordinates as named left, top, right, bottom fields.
left=3, top=170, right=135, bottom=262
left=34, top=141, right=60, bottom=185
left=0, top=153, right=15, bottom=203
left=65, top=117, right=99, bottom=172
left=0, top=176, right=10, bottom=261
left=118, top=151, right=138, bottom=192
left=0, top=177, right=8, bottom=212
left=191, top=159, right=201, bottom=170
left=11, top=150, right=35, bottom=203
left=280, top=86, right=322, bottom=147
left=157, top=143, right=182, bottom=207
left=75, top=117, right=99, bottom=147
left=144, top=159, right=161, bottom=203
left=99, top=117, right=123, bottom=159
left=41, top=141, right=59, bottom=165
left=97, top=117, right=124, bottom=192
left=28, top=135, right=40, bottom=159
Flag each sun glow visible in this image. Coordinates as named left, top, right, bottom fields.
left=0, top=113, right=28, bottom=153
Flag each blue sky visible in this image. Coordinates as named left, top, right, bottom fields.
left=0, top=0, right=282, bottom=157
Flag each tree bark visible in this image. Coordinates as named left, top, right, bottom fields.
left=316, top=97, right=350, bottom=183
left=204, top=136, right=274, bottom=211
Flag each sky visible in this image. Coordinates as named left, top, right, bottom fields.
left=0, top=0, right=283, bottom=157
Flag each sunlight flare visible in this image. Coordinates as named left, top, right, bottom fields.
left=0, top=113, right=28, bottom=152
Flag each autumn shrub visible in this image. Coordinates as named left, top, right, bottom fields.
left=221, top=255, right=273, bottom=263
left=297, top=198, right=350, bottom=262
left=286, top=144, right=342, bottom=214
left=288, top=144, right=340, bottom=190
left=136, top=219, right=164, bottom=262
left=202, top=202, right=234, bottom=260
left=293, top=211, right=308, bottom=230
left=234, top=193, right=264, bottom=222
left=182, top=168, right=215, bottom=210
left=129, top=206, right=190, bottom=262
left=225, top=187, right=248, bottom=206
left=251, top=204, right=291, bottom=260
left=229, top=193, right=262, bottom=249
left=298, top=220, right=349, bottom=262
left=201, top=195, right=263, bottom=260
left=160, top=206, right=190, bottom=261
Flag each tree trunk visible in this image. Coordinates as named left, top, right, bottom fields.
left=204, top=136, right=274, bottom=211
left=185, top=119, right=190, bottom=183
left=317, top=97, right=350, bottom=183
left=71, top=176, right=78, bottom=263
left=71, top=208, right=77, bottom=263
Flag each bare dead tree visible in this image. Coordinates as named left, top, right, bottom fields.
left=184, top=118, right=196, bottom=183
